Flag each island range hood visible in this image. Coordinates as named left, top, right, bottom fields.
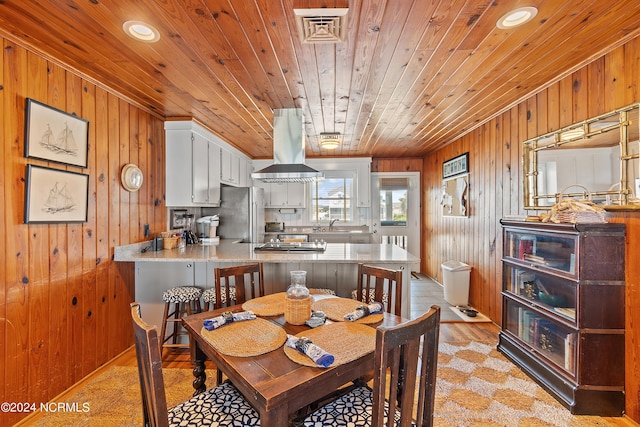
left=251, top=108, right=324, bottom=183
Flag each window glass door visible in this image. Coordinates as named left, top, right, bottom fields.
left=371, top=172, right=420, bottom=257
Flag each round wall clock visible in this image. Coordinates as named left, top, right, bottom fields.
left=121, top=163, right=144, bottom=192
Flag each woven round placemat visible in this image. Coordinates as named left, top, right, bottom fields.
left=312, top=297, right=384, bottom=324
left=284, top=322, right=376, bottom=367
left=201, top=318, right=287, bottom=357
left=241, top=292, right=286, bottom=316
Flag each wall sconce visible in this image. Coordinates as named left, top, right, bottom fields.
left=320, top=132, right=341, bottom=149
left=121, top=163, right=143, bottom=192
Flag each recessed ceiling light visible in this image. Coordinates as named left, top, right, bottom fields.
left=496, top=6, right=538, bottom=29
left=123, top=20, right=160, bottom=42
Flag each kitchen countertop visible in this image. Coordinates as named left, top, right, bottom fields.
left=114, top=240, right=419, bottom=264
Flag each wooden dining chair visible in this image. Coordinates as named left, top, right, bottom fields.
left=353, top=263, right=403, bottom=315
left=201, top=262, right=265, bottom=385
left=202, top=262, right=265, bottom=310
left=295, top=305, right=441, bottom=427
left=130, top=302, right=260, bottom=427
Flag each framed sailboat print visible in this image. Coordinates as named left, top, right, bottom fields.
left=24, top=98, right=89, bottom=168
left=25, top=165, right=89, bottom=223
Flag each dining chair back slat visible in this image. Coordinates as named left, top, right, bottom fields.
left=131, top=302, right=171, bottom=427
left=372, top=305, right=441, bottom=427
left=212, top=263, right=264, bottom=310
left=296, top=305, right=440, bottom=427
left=356, top=264, right=403, bottom=315
left=131, top=302, right=261, bottom=426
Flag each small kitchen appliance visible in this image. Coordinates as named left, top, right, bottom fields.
left=265, top=222, right=285, bottom=232
left=183, top=214, right=198, bottom=245
left=197, top=215, right=219, bottom=238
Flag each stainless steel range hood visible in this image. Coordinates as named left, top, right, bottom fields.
left=251, top=108, right=324, bottom=183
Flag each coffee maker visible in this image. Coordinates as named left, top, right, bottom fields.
left=183, top=214, right=198, bottom=245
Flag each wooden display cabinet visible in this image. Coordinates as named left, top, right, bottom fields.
left=498, top=220, right=625, bottom=416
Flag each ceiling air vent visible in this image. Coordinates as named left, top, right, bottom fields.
left=294, top=8, right=348, bottom=44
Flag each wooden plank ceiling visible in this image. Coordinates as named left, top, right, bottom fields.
left=1, top=0, right=640, bottom=159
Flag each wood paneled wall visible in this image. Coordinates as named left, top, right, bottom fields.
left=423, top=37, right=640, bottom=422
left=371, top=157, right=423, bottom=173
left=0, top=37, right=165, bottom=426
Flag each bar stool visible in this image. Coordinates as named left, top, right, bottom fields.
left=159, top=286, right=202, bottom=355
left=201, top=286, right=237, bottom=310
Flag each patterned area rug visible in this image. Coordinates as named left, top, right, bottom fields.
left=435, top=341, right=614, bottom=426
left=27, top=342, right=618, bottom=426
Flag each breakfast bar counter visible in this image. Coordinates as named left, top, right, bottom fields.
left=114, top=240, right=419, bottom=264
left=115, top=241, right=419, bottom=326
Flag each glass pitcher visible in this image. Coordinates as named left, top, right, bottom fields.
left=285, top=271, right=311, bottom=324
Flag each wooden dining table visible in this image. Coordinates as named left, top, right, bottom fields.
left=182, top=303, right=405, bottom=427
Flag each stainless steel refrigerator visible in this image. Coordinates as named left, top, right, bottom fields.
left=203, top=185, right=265, bottom=243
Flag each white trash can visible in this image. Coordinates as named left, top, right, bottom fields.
left=441, top=261, right=472, bottom=306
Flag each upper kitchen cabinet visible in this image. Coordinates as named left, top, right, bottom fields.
left=165, top=120, right=253, bottom=206
left=165, top=121, right=223, bottom=207
left=220, top=145, right=253, bottom=187
left=220, top=146, right=239, bottom=186
left=357, top=161, right=371, bottom=207
left=266, top=182, right=306, bottom=208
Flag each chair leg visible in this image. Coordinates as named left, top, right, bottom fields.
left=171, top=302, right=181, bottom=346
left=159, top=301, right=170, bottom=356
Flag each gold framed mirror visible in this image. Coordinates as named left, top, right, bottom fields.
left=523, top=103, right=640, bottom=210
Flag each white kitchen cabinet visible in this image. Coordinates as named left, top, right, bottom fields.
left=357, top=161, right=371, bottom=207
left=239, top=157, right=252, bottom=187
left=220, top=146, right=241, bottom=186
left=165, top=121, right=221, bottom=207
left=264, top=182, right=306, bottom=208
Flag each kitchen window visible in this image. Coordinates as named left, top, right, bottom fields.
left=310, top=171, right=354, bottom=222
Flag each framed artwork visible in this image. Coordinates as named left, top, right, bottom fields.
left=24, top=98, right=89, bottom=168
left=442, top=152, right=469, bottom=179
left=25, top=165, right=89, bottom=224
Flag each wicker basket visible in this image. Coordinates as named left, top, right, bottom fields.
left=552, top=185, right=607, bottom=224
left=285, top=296, right=311, bottom=325
left=163, top=236, right=179, bottom=249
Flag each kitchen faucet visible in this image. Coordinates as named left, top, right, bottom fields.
left=329, top=218, right=340, bottom=230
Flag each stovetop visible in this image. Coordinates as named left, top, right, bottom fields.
left=254, top=241, right=327, bottom=252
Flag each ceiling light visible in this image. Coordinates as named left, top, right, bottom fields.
left=496, top=7, right=538, bottom=29
left=123, top=20, right=160, bottom=43
left=319, top=132, right=341, bottom=149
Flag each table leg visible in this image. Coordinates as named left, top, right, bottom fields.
left=191, top=344, right=207, bottom=396
left=260, top=405, right=289, bottom=427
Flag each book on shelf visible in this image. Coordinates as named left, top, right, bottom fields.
left=523, top=253, right=546, bottom=264
left=564, top=333, right=576, bottom=371
left=553, top=307, right=576, bottom=320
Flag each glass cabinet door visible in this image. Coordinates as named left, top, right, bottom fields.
left=504, top=228, right=577, bottom=276
left=503, top=264, right=577, bottom=323
left=504, top=299, right=577, bottom=375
